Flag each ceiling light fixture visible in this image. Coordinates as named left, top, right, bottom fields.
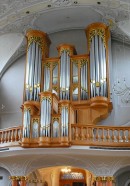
left=26, top=11, right=30, bottom=14
left=61, top=167, right=71, bottom=173
left=74, top=1, right=78, bottom=4
left=97, top=2, right=101, bottom=5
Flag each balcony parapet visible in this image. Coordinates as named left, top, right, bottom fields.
left=0, top=125, right=130, bottom=148
left=0, top=126, right=22, bottom=147
left=71, top=124, right=130, bottom=147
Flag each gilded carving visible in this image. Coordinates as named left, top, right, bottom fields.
left=40, top=96, right=52, bottom=103
left=94, top=176, right=114, bottom=182
left=9, top=176, right=28, bottom=181
left=71, top=57, right=89, bottom=68
left=86, top=22, right=110, bottom=50
left=52, top=62, right=58, bottom=69
left=52, top=117, right=60, bottom=122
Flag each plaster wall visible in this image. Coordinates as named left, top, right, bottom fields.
left=0, top=167, right=11, bottom=186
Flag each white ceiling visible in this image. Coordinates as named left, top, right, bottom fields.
left=33, top=7, right=102, bottom=33
left=1, top=0, right=130, bottom=76
left=1, top=147, right=130, bottom=176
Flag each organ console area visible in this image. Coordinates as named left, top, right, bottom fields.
left=21, top=22, right=113, bottom=147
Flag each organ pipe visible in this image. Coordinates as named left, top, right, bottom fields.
left=40, top=96, right=51, bottom=137
left=24, top=30, right=51, bottom=101
left=57, top=44, right=75, bottom=100
left=61, top=106, right=69, bottom=137
left=23, top=108, right=31, bottom=138
left=86, top=22, right=110, bottom=98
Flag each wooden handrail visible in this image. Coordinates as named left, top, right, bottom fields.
left=71, top=124, right=130, bottom=147
left=0, top=126, right=22, bottom=146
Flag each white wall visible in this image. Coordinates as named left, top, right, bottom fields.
left=1, top=30, right=130, bottom=128
left=0, top=167, right=11, bottom=186
left=0, top=33, right=24, bottom=72
left=0, top=55, right=25, bottom=129
left=116, top=171, right=130, bottom=186
left=49, top=29, right=87, bottom=57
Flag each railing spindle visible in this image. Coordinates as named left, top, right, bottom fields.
left=128, top=129, right=130, bottom=142
left=15, top=129, right=18, bottom=141
left=101, top=128, right=104, bottom=142
left=122, top=129, right=126, bottom=142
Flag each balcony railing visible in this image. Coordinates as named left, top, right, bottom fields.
left=0, top=126, right=22, bottom=147
left=71, top=124, right=130, bottom=147
left=1, top=125, right=130, bottom=148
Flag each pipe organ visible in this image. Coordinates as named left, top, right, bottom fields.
left=21, top=23, right=112, bottom=147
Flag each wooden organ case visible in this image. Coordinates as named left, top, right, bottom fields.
left=21, top=22, right=113, bottom=147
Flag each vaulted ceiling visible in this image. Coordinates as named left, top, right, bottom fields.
left=0, top=0, right=130, bottom=77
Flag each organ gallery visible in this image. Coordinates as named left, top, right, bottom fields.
left=21, top=22, right=112, bottom=147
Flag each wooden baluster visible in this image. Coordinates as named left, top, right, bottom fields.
left=90, top=127, right=94, bottom=142
left=5, top=131, right=8, bottom=142
left=19, top=128, right=22, bottom=141
left=1, top=131, right=4, bottom=143
left=18, top=129, right=21, bottom=141
left=80, top=127, right=84, bottom=140
left=122, top=129, right=126, bottom=142
left=75, top=127, right=79, bottom=140
left=112, top=129, right=115, bottom=142
left=86, top=127, right=90, bottom=141
left=73, top=126, right=76, bottom=140
left=15, top=129, right=18, bottom=141
left=8, top=130, right=11, bottom=142
left=101, top=128, right=104, bottom=142
left=96, top=128, right=99, bottom=141
left=75, top=126, right=77, bottom=140
left=117, top=129, right=121, bottom=143
left=11, top=129, right=15, bottom=142
left=106, top=129, right=110, bottom=142
left=128, top=129, right=130, bottom=142
left=0, top=132, right=1, bottom=143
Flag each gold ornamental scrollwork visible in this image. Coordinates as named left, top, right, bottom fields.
left=71, top=58, right=89, bottom=68
left=71, top=59, right=78, bottom=67
left=28, top=179, right=44, bottom=183
left=32, top=118, right=39, bottom=123
left=27, top=36, right=44, bottom=50
left=89, top=28, right=106, bottom=48
left=53, top=86, right=58, bottom=92
left=52, top=117, right=60, bottom=122
left=41, top=96, right=52, bottom=103
left=72, top=84, right=78, bottom=91
left=24, top=107, right=31, bottom=112
left=60, top=106, right=68, bottom=112
left=60, top=48, right=70, bottom=55
left=9, top=176, right=28, bottom=181
left=86, top=22, right=110, bottom=51
left=26, top=29, right=51, bottom=57
left=44, top=62, right=51, bottom=68
left=52, top=62, right=58, bottom=70
left=94, top=176, right=114, bottom=182
left=80, top=58, right=88, bottom=68
left=57, top=44, right=76, bottom=56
